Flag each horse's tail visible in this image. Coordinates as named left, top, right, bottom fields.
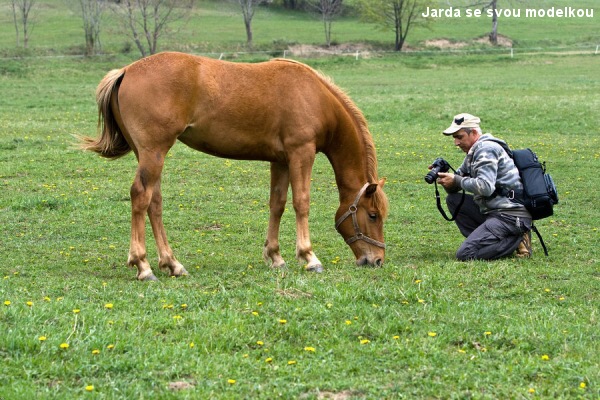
left=79, top=68, right=131, bottom=159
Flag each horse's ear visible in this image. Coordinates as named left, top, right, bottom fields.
left=365, top=182, right=378, bottom=197
left=366, top=178, right=386, bottom=197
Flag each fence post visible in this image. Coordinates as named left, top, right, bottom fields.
left=355, top=50, right=360, bottom=60
left=596, top=45, right=599, bottom=55
left=510, top=48, right=514, bottom=58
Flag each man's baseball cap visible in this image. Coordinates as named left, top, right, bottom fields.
left=443, top=113, right=481, bottom=135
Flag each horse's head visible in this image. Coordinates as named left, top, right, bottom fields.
left=335, top=180, right=388, bottom=267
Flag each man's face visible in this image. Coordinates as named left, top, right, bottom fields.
left=452, top=129, right=478, bottom=153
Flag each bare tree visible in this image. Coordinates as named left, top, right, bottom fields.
left=457, top=0, right=525, bottom=45
left=10, top=0, right=36, bottom=48
left=72, top=0, right=105, bottom=56
left=307, top=0, right=343, bottom=47
left=471, top=0, right=499, bottom=44
left=237, top=0, right=269, bottom=48
left=357, top=0, right=432, bottom=51
left=112, top=0, right=195, bottom=57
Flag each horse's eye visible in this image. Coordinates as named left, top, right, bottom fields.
left=368, top=213, right=378, bottom=221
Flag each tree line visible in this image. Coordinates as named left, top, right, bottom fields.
left=8, top=0, right=514, bottom=57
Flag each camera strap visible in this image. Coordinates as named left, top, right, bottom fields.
left=434, top=182, right=465, bottom=222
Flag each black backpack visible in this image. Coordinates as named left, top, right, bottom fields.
left=492, top=141, right=559, bottom=256
left=510, top=148, right=559, bottom=220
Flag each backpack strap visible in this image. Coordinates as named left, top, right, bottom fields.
left=531, top=223, right=549, bottom=256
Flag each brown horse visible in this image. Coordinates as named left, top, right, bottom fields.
left=81, top=52, right=388, bottom=281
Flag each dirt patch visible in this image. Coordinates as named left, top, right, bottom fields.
left=475, top=34, right=513, bottom=47
left=424, top=39, right=469, bottom=49
left=287, top=43, right=373, bottom=57
left=425, top=34, right=513, bottom=49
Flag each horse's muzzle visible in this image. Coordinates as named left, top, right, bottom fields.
left=356, top=256, right=384, bottom=268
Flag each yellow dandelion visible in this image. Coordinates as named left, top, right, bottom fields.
left=3, top=300, right=11, bottom=306
left=265, top=357, right=273, bottom=363
left=44, top=296, right=51, bottom=302
left=256, top=341, right=264, bottom=346
left=528, top=388, right=535, bottom=394
left=458, top=349, right=466, bottom=353
left=173, top=315, right=183, bottom=321
left=580, top=382, right=586, bottom=389
left=414, top=279, right=422, bottom=284
left=85, top=385, right=94, bottom=392
left=252, top=311, right=259, bottom=316
left=26, top=301, right=33, bottom=307
left=104, top=303, right=113, bottom=310
left=484, top=331, right=492, bottom=336
left=360, top=339, right=371, bottom=345
left=92, top=349, right=100, bottom=355
left=287, top=360, right=297, bottom=365
left=428, top=332, right=437, bottom=337
left=345, top=320, right=352, bottom=325
left=393, top=335, right=400, bottom=340
left=107, top=344, right=115, bottom=350
left=39, top=336, right=47, bottom=341
left=227, top=379, right=236, bottom=385
left=181, top=304, right=188, bottom=309
left=57, top=297, right=64, bottom=301
left=304, top=346, right=316, bottom=352
left=326, top=303, right=333, bottom=308
left=73, top=309, right=80, bottom=314
left=541, top=354, right=550, bottom=361
left=60, top=343, right=69, bottom=350
left=279, top=319, right=287, bottom=324
left=189, top=342, right=195, bottom=348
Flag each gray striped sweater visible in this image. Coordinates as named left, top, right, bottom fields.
left=453, top=134, right=530, bottom=217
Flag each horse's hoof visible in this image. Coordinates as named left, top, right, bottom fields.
left=271, top=262, right=287, bottom=269
left=171, top=267, right=189, bottom=277
left=305, top=264, right=323, bottom=273
left=143, top=274, right=159, bottom=282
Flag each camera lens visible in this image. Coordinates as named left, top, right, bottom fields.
left=424, top=169, right=439, bottom=184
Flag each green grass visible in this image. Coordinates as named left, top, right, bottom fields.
left=1, top=2, right=599, bottom=398
left=1, top=51, right=599, bottom=399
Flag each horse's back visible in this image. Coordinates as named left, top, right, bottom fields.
left=117, top=52, right=338, bottom=161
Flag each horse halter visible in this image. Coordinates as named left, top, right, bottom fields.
left=335, top=183, right=386, bottom=249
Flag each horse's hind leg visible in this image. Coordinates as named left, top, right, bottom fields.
left=263, top=162, right=289, bottom=268
left=149, top=179, right=187, bottom=277
left=128, top=150, right=185, bottom=280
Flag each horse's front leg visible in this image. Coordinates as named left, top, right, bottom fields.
left=263, top=162, right=289, bottom=268
left=289, top=152, right=323, bottom=273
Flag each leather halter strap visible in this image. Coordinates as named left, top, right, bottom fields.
left=335, top=183, right=386, bottom=249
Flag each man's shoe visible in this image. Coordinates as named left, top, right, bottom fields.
left=516, top=231, right=532, bottom=258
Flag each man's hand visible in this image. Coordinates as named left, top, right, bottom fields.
left=436, top=172, right=456, bottom=189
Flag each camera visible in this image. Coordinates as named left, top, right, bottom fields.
left=424, top=158, right=451, bottom=184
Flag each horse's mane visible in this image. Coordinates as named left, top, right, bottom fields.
left=273, top=59, right=388, bottom=219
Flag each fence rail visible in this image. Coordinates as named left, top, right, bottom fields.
left=1, top=44, right=598, bottom=61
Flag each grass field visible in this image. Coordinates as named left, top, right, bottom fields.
left=1, top=1, right=599, bottom=399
